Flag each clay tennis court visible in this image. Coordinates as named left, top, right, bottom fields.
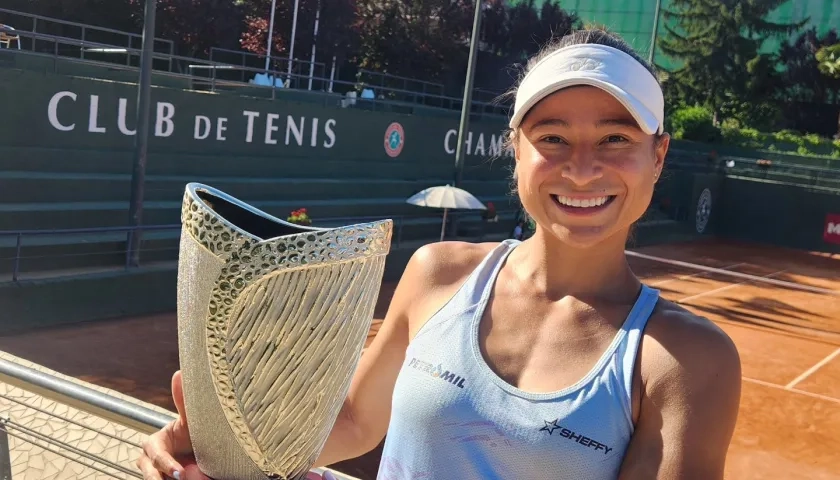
left=0, top=237, right=838, bottom=479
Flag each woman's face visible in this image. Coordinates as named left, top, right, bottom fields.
left=514, top=85, right=669, bottom=249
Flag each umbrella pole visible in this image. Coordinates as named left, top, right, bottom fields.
left=440, top=208, right=448, bottom=242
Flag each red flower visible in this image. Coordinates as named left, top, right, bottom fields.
left=288, top=207, right=312, bottom=225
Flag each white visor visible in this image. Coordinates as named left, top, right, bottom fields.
left=509, top=44, right=664, bottom=135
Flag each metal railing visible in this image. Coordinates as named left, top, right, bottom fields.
left=0, top=210, right=517, bottom=282
left=0, top=357, right=173, bottom=434
left=0, top=354, right=173, bottom=479
left=0, top=417, right=143, bottom=479
left=0, top=7, right=506, bottom=114
left=0, top=27, right=510, bottom=117
left=209, top=46, right=328, bottom=86
left=356, top=69, right=446, bottom=97
left=0, top=6, right=174, bottom=57
left=667, top=148, right=840, bottom=189
left=0, top=352, right=366, bottom=479
left=0, top=224, right=176, bottom=282
left=718, top=155, right=840, bottom=186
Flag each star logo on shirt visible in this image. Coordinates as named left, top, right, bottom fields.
left=540, top=419, right=560, bottom=435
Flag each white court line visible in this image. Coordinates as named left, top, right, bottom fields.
left=648, top=262, right=745, bottom=287
left=676, top=269, right=787, bottom=304
left=626, top=250, right=840, bottom=296
left=785, top=347, right=840, bottom=390
left=743, top=376, right=840, bottom=405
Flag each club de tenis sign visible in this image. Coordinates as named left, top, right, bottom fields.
left=42, top=90, right=513, bottom=159
left=0, top=68, right=511, bottom=164
left=46, top=90, right=339, bottom=150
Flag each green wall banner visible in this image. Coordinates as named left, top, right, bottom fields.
left=0, top=69, right=514, bottom=168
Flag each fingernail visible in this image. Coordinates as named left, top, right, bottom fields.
left=172, top=471, right=181, bottom=480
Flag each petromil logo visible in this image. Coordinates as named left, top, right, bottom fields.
left=408, top=357, right=466, bottom=389
left=384, top=122, right=405, bottom=158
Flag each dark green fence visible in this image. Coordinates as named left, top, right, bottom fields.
left=716, top=178, right=840, bottom=254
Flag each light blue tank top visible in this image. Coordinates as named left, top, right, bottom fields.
left=376, top=239, right=660, bottom=479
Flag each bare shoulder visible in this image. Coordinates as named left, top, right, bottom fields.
left=399, top=240, right=500, bottom=336
left=618, top=298, right=742, bottom=477
left=641, top=298, right=742, bottom=396
left=407, top=240, right=500, bottom=287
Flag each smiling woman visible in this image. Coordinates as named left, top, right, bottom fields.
left=137, top=26, right=742, bottom=480
left=506, top=29, right=670, bottom=250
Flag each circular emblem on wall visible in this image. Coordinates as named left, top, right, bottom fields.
left=384, top=122, right=405, bottom=158
left=696, top=188, right=712, bottom=234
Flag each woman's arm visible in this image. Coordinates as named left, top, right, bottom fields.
left=137, top=242, right=487, bottom=479
left=618, top=310, right=742, bottom=479
left=313, top=241, right=488, bottom=466
left=310, top=258, right=415, bottom=465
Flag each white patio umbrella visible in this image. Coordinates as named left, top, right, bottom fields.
left=406, top=184, right=486, bottom=241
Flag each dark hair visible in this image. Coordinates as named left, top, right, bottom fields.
left=505, top=26, right=663, bottom=196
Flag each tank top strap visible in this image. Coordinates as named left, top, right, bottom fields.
left=473, top=239, right=520, bottom=305
left=413, top=239, right=521, bottom=340
left=450, top=239, right=520, bottom=307
left=616, top=284, right=660, bottom=403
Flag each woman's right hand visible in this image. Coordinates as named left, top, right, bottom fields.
left=136, top=370, right=210, bottom=480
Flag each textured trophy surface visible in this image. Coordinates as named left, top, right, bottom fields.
left=176, top=183, right=392, bottom=480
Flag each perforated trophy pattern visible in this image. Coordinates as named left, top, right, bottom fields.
left=176, top=183, right=393, bottom=480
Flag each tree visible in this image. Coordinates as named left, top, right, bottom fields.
left=240, top=0, right=359, bottom=83
left=352, top=0, right=473, bottom=86
left=816, top=42, right=840, bottom=137
left=817, top=43, right=840, bottom=78
left=239, top=13, right=285, bottom=63
left=4, top=0, right=140, bottom=42
left=10, top=0, right=580, bottom=99
left=481, top=0, right=579, bottom=63
left=775, top=28, right=840, bottom=136
left=474, top=0, right=580, bottom=98
left=779, top=28, right=839, bottom=100
left=658, top=0, right=806, bottom=129
left=150, top=0, right=246, bottom=59
left=5, top=0, right=245, bottom=60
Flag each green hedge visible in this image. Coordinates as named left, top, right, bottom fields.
left=667, top=106, right=723, bottom=143
left=720, top=127, right=840, bottom=158
left=669, top=106, right=840, bottom=159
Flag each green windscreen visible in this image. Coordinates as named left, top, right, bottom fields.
left=510, top=0, right=839, bottom=71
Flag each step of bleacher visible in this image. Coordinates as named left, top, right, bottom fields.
left=0, top=171, right=511, bottom=204
left=0, top=146, right=511, bottom=182
left=0, top=228, right=179, bottom=276
left=0, top=212, right=518, bottom=275
left=0, top=193, right=516, bottom=231
left=0, top=231, right=518, bottom=333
